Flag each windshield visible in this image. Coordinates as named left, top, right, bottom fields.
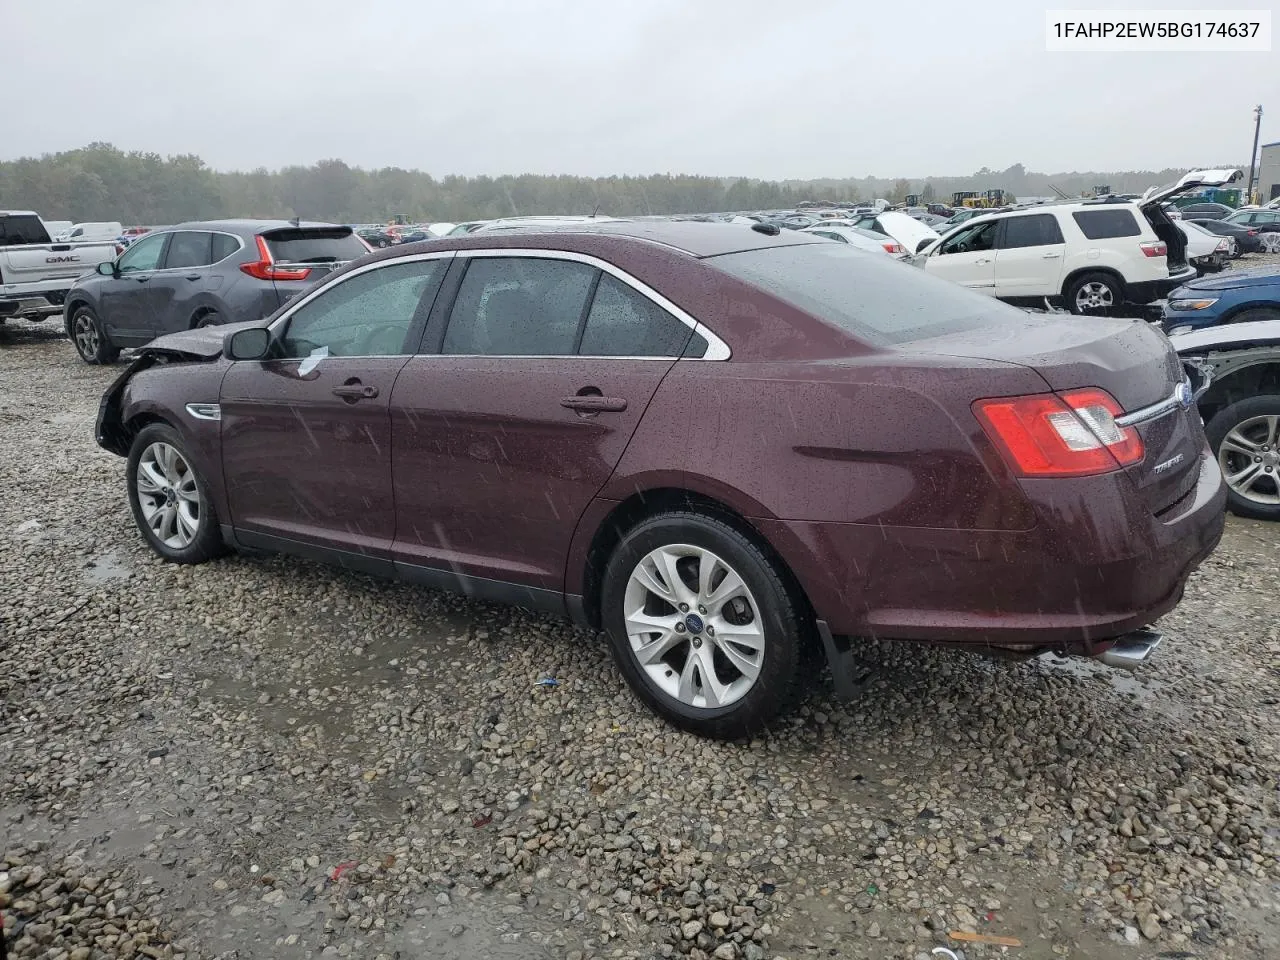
left=707, top=242, right=1018, bottom=346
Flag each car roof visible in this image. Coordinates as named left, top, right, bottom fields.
left=422, top=220, right=825, bottom=258
left=165, top=218, right=347, bottom=232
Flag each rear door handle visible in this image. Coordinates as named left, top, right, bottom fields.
left=561, top=395, right=627, bottom=413
left=332, top=383, right=379, bottom=401
left=1042, top=252, right=1061, bottom=259
left=974, top=258, right=992, bottom=265
left=185, top=274, right=201, bottom=281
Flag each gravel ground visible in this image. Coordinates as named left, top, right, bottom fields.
left=2, top=276, right=1278, bottom=959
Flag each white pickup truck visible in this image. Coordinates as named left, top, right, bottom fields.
left=0, top=211, right=118, bottom=324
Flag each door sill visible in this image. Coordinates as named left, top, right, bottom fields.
left=229, top=528, right=569, bottom=617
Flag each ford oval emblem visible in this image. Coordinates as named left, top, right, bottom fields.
left=1175, top=380, right=1194, bottom=408
left=684, top=613, right=705, bottom=634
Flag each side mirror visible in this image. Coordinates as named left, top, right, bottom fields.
left=96, top=261, right=116, bottom=277
left=226, top=327, right=272, bottom=361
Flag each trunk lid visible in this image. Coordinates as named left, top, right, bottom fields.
left=1138, top=170, right=1242, bottom=276
left=903, top=315, right=1202, bottom=514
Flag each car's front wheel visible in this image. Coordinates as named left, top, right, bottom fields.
left=70, top=305, right=120, bottom=364
left=1206, top=396, right=1280, bottom=522
left=600, top=511, right=811, bottom=739
left=126, top=424, right=226, bottom=563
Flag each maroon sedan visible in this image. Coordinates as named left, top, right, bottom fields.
left=96, top=222, right=1225, bottom=739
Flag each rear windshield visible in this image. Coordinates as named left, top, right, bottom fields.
left=1071, top=209, right=1141, bottom=239
left=0, top=215, right=51, bottom=246
left=262, top=228, right=367, bottom=264
left=707, top=243, right=1020, bottom=346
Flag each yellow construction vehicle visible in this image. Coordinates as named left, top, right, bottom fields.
left=953, top=191, right=982, bottom=208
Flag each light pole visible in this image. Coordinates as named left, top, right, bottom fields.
left=1246, top=104, right=1263, bottom=203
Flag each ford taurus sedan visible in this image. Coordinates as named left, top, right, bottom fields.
left=96, top=222, right=1226, bottom=739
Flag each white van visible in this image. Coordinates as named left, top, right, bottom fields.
left=58, top=221, right=123, bottom=242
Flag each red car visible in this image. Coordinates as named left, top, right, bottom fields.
left=96, top=222, right=1226, bottom=738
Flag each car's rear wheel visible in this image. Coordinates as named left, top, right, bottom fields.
left=194, top=309, right=221, bottom=328
left=70, top=305, right=120, bottom=364
left=600, top=511, right=810, bottom=739
left=126, top=424, right=226, bottom=563
left=1066, top=272, right=1123, bottom=316
left=1206, top=397, right=1280, bottom=522
left=1258, top=232, right=1280, bottom=254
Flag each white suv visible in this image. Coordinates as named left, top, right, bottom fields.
left=915, top=169, right=1242, bottom=314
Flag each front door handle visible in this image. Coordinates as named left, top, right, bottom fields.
left=561, top=395, right=627, bottom=413
left=134, top=275, right=151, bottom=283
left=332, top=381, right=379, bottom=402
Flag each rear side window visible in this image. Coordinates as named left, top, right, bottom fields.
left=444, top=257, right=596, bottom=356
left=708, top=243, right=1019, bottom=347
left=1000, top=214, right=1065, bottom=248
left=262, top=228, right=367, bottom=264
left=579, top=274, right=693, bottom=357
left=163, top=231, right=212, bottom=269
left=211, top=233, right=241, bottom=262
left=0, top=215, right=52, bottom=246
left=1072, top=209, right=1141, bottom=239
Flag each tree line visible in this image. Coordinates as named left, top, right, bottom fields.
left=0, top=143, right=1238, bottom=226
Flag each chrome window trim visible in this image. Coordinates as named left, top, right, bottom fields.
left=266, top=250, right=459, bottom=334
left=456, top=248, right=730, bottom=360
left=153, top=229, right=246, bottom=273
left=1115, top=377, right=1194, bottom=427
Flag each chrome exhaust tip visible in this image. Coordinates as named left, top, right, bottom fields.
left=1096, top=627, right=1163, bottom=670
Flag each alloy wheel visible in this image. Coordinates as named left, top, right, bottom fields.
left=623, top=544, right=765, bottom=709
left=1260, top=233, right=1280, bottom=254
left=1075, top=282, right=1114, bottom=312
left=1218, top=415, right=1280, bottom=506
left=73, top=313, right=99, bottom=359
left=135, top=442, right=202, bottom=548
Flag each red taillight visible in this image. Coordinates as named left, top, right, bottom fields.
left=974, top=389, right=1144, bottom=477
left=883, top=242, right=905, bottom=254
left=1139, top=240, right=1167, bottom=258
left=239, top=235, right=312, bottom=281
left=1247, top=229, right=1258, bottom=236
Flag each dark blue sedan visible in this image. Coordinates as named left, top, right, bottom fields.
left=1161, top=266, right=1280, bottom=334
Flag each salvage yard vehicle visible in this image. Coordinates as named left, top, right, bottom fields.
left=1190, top=217, right=1265, bottom=256
left=96, top=221, right=1225, bottom=739
left=1171, top=318, right=1280, bottom=521
left=848, top=210, right=940, bottom=254
left=1178, top=220, right=1232, bottom=274
left=799, top=224, right=908, bottom=256
left=915, top=170, right=1244, bottom=315
left=1160, top=267, right=1280, bottom=335
left=64, top=219, right=371, bottom=364
left=0, top=210, right=117, bottom=325
left=1223, top=208, right=1280, bottom=252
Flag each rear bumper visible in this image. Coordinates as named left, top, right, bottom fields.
left=0, top=292, right=65, bottom=318
left=758, top=451, right=1225, bottom=648
left=1127, top=268, right=1196, bottom=306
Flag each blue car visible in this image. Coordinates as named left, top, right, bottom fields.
left=1161, top=266, right=1280, bottom=335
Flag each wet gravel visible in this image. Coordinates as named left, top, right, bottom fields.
left=1, top=301, right=1278, bottom=960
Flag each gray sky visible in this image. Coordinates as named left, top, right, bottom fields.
left=7, top=0, right=1276, bottom=178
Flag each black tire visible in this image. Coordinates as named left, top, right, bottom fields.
left=70, top=304, right=120, bottom=364
left=599, top=511, right=811, bottom=739
left=1205, top=396, right=1280, bottom=522
left=1065, top=271, right=1124, bottom=316
left=1226, top=308, right=1280, bottom=325
left=126, top=424, right=227, bottom=563
left=194, top=309, right=221, bottom=328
